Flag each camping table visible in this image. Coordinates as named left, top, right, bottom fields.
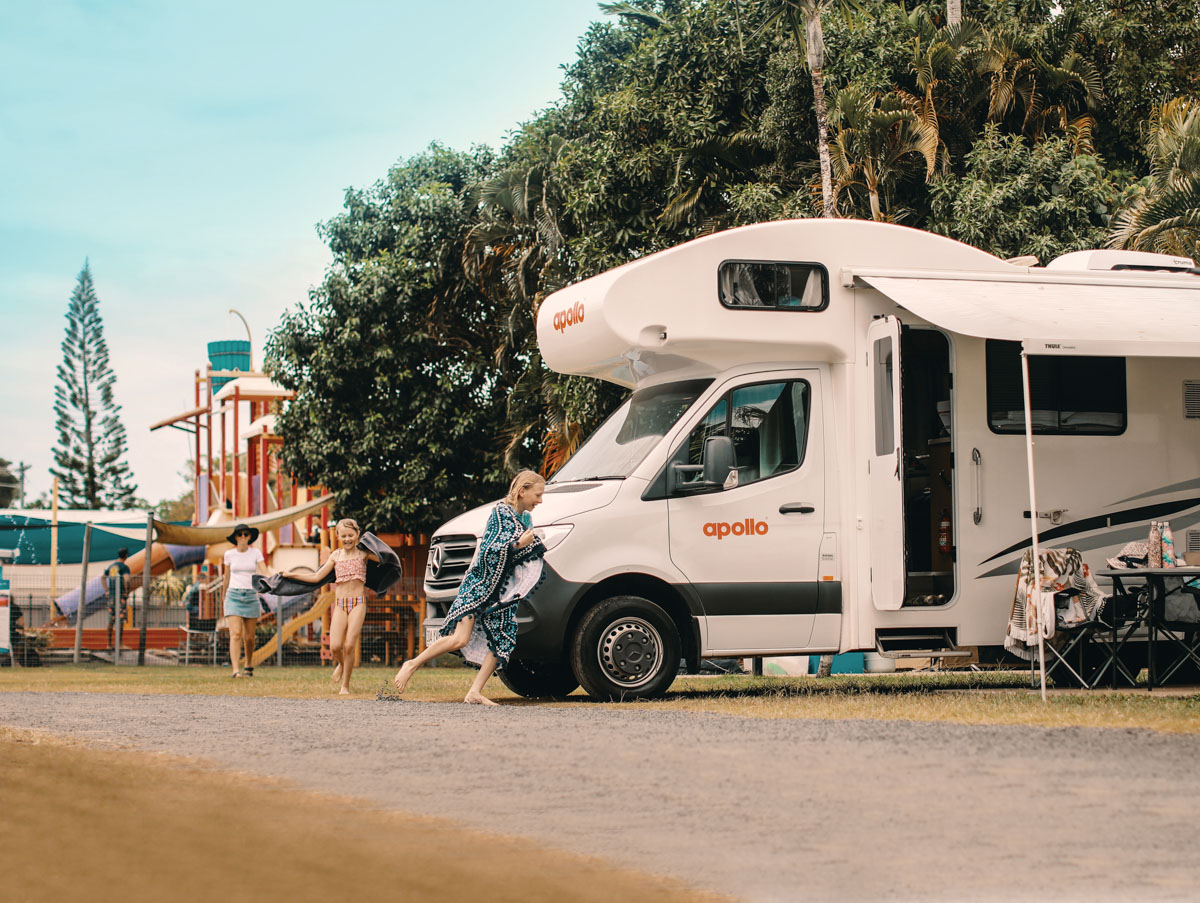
left=1094, top=567, right=1200, bottom=690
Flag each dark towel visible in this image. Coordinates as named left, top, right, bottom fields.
left=254, top=532, right=402, bottom=597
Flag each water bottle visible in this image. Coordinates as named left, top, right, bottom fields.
left=1163, top=520, right=1179, bottom=567
left=1149, top=521, right=1163, bottom=568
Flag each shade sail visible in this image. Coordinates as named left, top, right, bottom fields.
left=151, top=494, right=333, bottom=545
left=856, top=272, right=1200, bottom=358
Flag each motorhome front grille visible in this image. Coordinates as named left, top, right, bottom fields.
left=425, top=534, right=478, bottom=591
left=1184, top=381, right=1200, bottom=418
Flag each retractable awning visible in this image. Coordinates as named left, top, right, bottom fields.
left=852, top=270, right=1200, bottom=358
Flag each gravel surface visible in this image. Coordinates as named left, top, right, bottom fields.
left=2, top=692, right=1197, bottom=903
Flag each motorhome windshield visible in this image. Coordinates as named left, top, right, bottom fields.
left=550, top=378, right=714, bottom=483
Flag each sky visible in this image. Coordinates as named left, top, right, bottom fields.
left=0, top=0, right=606, bottom=507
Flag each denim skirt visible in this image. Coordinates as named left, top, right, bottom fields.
left=224, top=588, right=261, bottom=619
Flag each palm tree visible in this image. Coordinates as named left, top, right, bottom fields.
left=829, top=87, right=940, bottom=221
left=1108, top=97, right=1200, bottom=258
left=463, top=138, right=578, bottom=473
left=758, top=0, right=862, bottom=218
left=967, top=12, right=1102, bottom=153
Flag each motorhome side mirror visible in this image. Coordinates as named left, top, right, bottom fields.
left=701, top=436, right=735, bottom=486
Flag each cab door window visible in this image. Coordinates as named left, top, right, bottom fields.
left=682, top=380, right=810, bottom=487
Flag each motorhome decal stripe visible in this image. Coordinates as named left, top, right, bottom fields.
left=694, top=582, right=841, bottom=616
left=1107, top=478, right=1200, bottom=507
left=979, top=496, right=1200, bottom=565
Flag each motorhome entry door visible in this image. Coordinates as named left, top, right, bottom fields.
left=667, top=369, right=828, bottom=655
left=867, top=316, right=906, bottom=610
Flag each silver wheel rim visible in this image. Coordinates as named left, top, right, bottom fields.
left=598, top=616, right=663, bottom=689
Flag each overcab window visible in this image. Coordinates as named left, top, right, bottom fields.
left=718, top=261, right=828, bottom=311
left=985, top=340, right=1126, bottom=435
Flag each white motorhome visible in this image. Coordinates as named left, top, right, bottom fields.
left=423, top=219, right=1200, bottom=699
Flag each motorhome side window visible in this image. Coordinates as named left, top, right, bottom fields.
left=684, top=380, right=810, bottom=486
left=718, top=261, right=827, bottom=310
left=985, top=340, right=1127, bottom=435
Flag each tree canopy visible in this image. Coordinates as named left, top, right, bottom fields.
left=267, top=0, right=1200, bottom=532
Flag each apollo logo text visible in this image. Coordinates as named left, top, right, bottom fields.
left=703, top=518, right=769, bottom=539
left=553, top=301, right=585, bottom=332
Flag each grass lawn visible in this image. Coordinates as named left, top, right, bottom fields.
left=3, top=664, right=1198, bottom=733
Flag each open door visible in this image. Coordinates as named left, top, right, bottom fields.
left=867, top=316, right=906, bottom=610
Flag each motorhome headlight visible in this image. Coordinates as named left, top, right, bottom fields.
left=535, top=524, right=574, bottom=552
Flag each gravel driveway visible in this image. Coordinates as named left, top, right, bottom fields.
left=2, top=692, right=1197, bottom=903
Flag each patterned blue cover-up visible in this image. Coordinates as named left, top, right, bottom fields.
left=439, top=502, right=546, bottom=669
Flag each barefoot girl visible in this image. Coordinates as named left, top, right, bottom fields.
left=393, top=470, right=547, bottom=704
left=222, top=524, right=274, bottom=678
left=280, top=518, right=380, bottom=694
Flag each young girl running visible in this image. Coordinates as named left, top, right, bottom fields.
left=280, top=518, right=381, bottom=694
left=393, top=470, right=547, bottom=704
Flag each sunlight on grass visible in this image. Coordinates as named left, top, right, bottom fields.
left=3, top=665, right=1197, bottom=733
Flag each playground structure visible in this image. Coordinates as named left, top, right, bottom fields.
left=141, top=341, right=428, bottom=667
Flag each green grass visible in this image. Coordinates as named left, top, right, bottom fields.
left=3, top=664, right=1198, bottom=732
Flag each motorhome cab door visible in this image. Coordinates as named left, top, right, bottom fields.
left=867, top=316, right=906, bottom=610
left=666, top=370, right=828, bottom=654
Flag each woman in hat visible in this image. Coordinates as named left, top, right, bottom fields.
left=222, top=523, right=273, bottom=678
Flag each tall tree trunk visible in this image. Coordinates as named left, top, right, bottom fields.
left=811, top=66, right=835, bottom=218
left=947, top=0, right=962, bottom=26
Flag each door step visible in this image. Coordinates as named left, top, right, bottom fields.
left=875, top=628, right=972, bottom=660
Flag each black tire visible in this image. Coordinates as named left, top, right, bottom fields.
left=570, top=595, right=681, bottom=700
left=499, top=657, right=579, bottom=699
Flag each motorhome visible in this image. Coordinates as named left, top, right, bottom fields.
left=423, top=219, right=1200, bottom=699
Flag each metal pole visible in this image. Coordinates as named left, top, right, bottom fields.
left=49, top=478, right=59, bottom=609
left=139, top=512, right=152, bottom=665
left=276, top=606, right=284, bottom=668
left=113, top=556, right=122, bottom=666
left=1021, top=351, right=1047, bottom=702
left=72, top=524, right=92, bottom=664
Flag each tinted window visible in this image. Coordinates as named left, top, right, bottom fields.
left=873, top=336, right=895, bottom=455
left=681, top=380, right=810, bottom=487
left=986, top=340, right=1126, bottom=435
left=718, top=261, right=827, bottom=311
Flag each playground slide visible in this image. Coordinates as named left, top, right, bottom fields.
left=251, top=589, right=332, bottom=667
left=55, top=544, right=207, bottom=623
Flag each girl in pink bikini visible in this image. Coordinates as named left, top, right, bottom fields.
left=281, top=518, right=380, bottom=694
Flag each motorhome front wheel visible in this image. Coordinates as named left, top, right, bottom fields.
left=571, top=596, right=681, bottom=700
left=498, top=657, right=580, bottom=699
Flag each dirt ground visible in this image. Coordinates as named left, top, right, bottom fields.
left=1, top=727, right=724, bottom=903
left=3, top=691, right=1200, bottom=903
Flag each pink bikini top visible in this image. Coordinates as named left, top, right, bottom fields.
left=334, top=556, right=368, bottom=584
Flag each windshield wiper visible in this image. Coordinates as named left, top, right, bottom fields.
left=579, top=475, right=627, bottom=481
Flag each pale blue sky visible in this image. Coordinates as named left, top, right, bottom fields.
left=0, top=0, right=606, bottom=505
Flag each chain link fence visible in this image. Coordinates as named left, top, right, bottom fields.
left=3, top=566, right=425, bottom=669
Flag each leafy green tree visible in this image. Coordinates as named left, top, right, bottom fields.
left=0, top=459, right=20, bottom=508
left=1108, top=98, right=1200, bottom=257
left=928, top=125, right=1130, bottom=261
left=757, top=0, right=862, bottom=217
left=49, top=262, right=138, bottom=509
left=265, top=145, right=517, bottom=532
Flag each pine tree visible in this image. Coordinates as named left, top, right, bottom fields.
left=49, top=261, right=138, bottom=509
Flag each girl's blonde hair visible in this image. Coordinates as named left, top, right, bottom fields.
left=505, top=470, right=546, bottom=506
left=335, top=518, right=362, bottom=538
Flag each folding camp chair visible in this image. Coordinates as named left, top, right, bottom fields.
left=1151, top=584, right=1200, bottom=685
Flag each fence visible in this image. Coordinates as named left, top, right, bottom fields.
left=3, top=569, right=425, bottom=669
